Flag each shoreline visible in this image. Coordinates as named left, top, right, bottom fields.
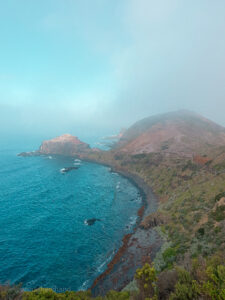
left=82, top=158, right=158, bottom=213
left=82, top=158, right=162, bottom=295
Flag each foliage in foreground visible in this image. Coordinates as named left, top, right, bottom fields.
left=0, top=288, right=130, bottom=300
left=1, top=252, right=224, bottom=300
left=133, top=253, right=225, bottom=300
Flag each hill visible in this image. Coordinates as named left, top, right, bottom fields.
left=117, top=110, right=225, bottom=157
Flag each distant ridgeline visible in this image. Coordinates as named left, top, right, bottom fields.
left=15, top=110, right=225, bottom=299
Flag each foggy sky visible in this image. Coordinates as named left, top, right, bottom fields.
left=1, top=0, right=225, bottom=139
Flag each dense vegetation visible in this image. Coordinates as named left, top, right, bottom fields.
left=83, top=147, right=225, bottom=298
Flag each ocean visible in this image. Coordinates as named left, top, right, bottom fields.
left=0, top=138, right=141, bottom=291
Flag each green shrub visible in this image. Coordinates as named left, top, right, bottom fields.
left=169, top=268, right=201, bottom=300
left=23, top=289, right=93, bottom=300
left=202, top=264, right=225, bottom=299
left=162, top=247, right=177, bottom=268
left=211, top=205, right=225, bottom=221
left=196, top=227, right=205, bottom=237
left=135, top=263, right=157, bottom=299
left=214, top=226, right=221, bottom=234
left=215, top=192, right=225, bottom=202
left=104, top=290, right=129, bottom=300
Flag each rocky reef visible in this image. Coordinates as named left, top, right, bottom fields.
left=18, top=151, right=40, bottom=157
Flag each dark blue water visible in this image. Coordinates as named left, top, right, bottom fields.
left=0, top=140, right=141, bottom=291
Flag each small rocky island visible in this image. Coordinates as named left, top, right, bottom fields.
left=18, top=134, right=91, bottom=157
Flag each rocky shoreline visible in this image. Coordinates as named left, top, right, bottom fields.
left=82, top=159, right=163, bottom=296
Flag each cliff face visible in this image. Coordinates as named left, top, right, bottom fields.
left=39, top=134, right=90, bottom=156
left=117, top=110, right=225, bottom=156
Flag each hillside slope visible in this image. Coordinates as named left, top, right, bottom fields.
left=117, top=110, right=225, bottom=156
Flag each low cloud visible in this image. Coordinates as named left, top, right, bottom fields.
left=1, top=0, right=225, bottom=138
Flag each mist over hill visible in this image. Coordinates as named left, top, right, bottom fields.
left=117, top=110, right=225, bottom=156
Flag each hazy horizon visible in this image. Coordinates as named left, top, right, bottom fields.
left=1, top=0, right=225, bottom=139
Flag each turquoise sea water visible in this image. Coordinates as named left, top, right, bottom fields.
left=0, top=139, right=141, bottom=291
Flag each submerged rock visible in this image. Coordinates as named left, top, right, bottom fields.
left=84, top=218, right=101, bottom=226
left=60, top=166, right=79, bottom=173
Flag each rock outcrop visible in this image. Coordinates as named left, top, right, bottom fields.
left=140, top=212, right=168, bottom=230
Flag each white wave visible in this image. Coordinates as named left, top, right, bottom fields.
left=130, top=216, right=138, bottom=225
left=74, top=159, right=81, bottom=163
left=111, top=172, right=119, bottom=176
left=84, top=219, right=88, bottom=225
left=96, top=250, right=116, bottom=273
left=125, top=224, right=132, bottom=230
left=125, top=216, right=138, bottom=231
left=79, top=279, right=90, bottom=291
left=97, top=261, right=107, bottom=273
left=136, top=196, right=142, bottom=203
left=60, top=168, right=66, bottom=173
left=48, top=156, right=52, bottom=159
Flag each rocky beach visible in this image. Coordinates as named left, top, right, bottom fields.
left=90, top=167, right=163, bottom=295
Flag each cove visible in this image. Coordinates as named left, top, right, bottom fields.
left=0, top=147, right=142, bottom=291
